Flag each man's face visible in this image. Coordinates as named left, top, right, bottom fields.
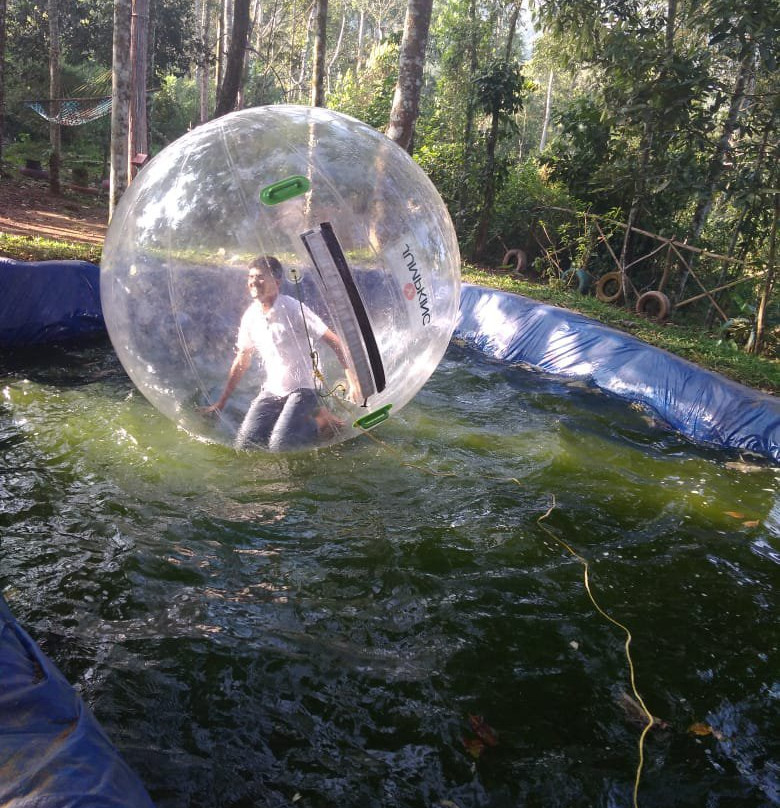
left=247, top=266, right=279, bottom=304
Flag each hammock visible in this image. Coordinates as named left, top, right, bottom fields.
left=25, top=97, right=112, bottom=126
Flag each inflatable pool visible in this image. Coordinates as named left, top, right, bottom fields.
left=0, top=266, right=777, bottom=803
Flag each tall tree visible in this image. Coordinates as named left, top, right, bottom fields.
left=48, top=0, right=61, bottom=194
left=110, top=0, right=132, bottom=218
left=428, top=0, right=490, bottom=236
left=310, top=0, right=328, bottom=106
left=613, top=0, right=684, bottom=285
left=0, top=0, right=8, bottom=169
left=355, top=5, right=365, bottom=71
left=214, top=0, right=250, bottom=116
left=215, top=0, right=230, bottom=93
left=129, top=0, right=149, bottom=174
left=473, top=2, right=524, bottom=260
left=386, top=0, right=433, bottom=152
left=677, top=51, right=755, bottom=296
left=196, top=0, right=212, bottom=123
left=326, top=8, right=346, bottom=94
left=754, top=193, right=778, bottom=354
left=538, top=69, right=553, bottom=151
left=0, top=0, right=6, bottom=167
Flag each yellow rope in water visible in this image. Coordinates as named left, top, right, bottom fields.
left=356, top=410, right=655, bottom=804
left=535, top=495, right=655, bottom=808
left=294, top=282, right=653, bottom=805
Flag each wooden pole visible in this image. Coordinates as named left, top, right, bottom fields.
left=48, top=0, right=61, bottom=194
left=675, top=273, right=765, bottom=309
left=128, top=0, right=149, bottom=179
left=753, top=194, right=778, bottom=354
left=668, top=242, right=728, bottom=321
left=109, top=0, right=131, bottom=219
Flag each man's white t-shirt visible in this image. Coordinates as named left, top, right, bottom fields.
left=236, top=295, right=329, bottom=397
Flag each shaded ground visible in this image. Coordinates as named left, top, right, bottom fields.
left=0, top=174, right=108, bottom=246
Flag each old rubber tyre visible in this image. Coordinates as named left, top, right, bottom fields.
left=636, top=290, right=671, bottom=322
left=595, top=272, right=623, bottom=303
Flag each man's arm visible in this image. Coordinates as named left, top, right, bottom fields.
left=202, top=347, right=253, bottom=412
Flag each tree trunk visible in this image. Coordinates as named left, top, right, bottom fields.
left=538, top=69, right=553, bottom=151
left=455, top=0, right=479, bottom=236
left=293, top=4, right=315, bottom=103
left=310, top=0, right=327, bottom=107
left=473, top=4, right=520, bottom=260
left=129, top=0, right=149, bottom=177
left=665, top=0, right=677, bottom=54
left=237, top=0, right=260, bottom=108
left=753, top=193, right=778, bottom=355
left=473, top=106, right=501, bottom=260
left=48, top=0, right=61, bottom=195
left=502, top=2, right=520, bottom=60
left=216, top=0, right=231, bottom=92
left=214, top=0, right=250, bottom=117
left=386, top=0, right=433, bottom=153
left=196, top=0, right=211, bottom=123
left=110, top=0, right=132, bottom=218
left=678, top=49, right=754, bottom=298
left=326, top=10, right=345, bottom=94
left=618, top=108, right=654, bottom=299
left=705, top=118, right=774, bottom=327
left=356, top=8, right=365, bottom=72
left=0, top=0, right=7, bottom=167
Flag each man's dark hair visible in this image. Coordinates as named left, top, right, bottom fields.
left=249, top=255, right=283, bottom=281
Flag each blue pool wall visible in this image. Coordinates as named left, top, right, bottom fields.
left=455, top=283, right=780, bottom=464
left=0, top=594, right=155, bottom=806
left=0, top=258, right=104, bottom=347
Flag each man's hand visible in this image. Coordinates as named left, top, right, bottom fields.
left=344, top=367, right=362, bottom=405
left=198, top=401, right=224, bottom=415
left=200, top=348, right=252, bottom=415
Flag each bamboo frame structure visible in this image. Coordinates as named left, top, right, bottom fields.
left=528, top=207, right=767, bottom=323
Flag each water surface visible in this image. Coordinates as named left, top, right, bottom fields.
left=1, top=340, right=778, bottom=807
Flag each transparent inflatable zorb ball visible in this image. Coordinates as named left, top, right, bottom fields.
left=101, top=105, right=461, bottom=452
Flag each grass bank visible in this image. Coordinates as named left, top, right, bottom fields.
left=0, top=233, right=103, bottom=264
left=1, top=235, right=777, bottom=394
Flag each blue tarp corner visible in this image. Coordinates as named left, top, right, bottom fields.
left=0, top=594, right=154, bottom=807
left=455, top=284, right=780, bottom=464
left=0, top=259, right=105, bottom=348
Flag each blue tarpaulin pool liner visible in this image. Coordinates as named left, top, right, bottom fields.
left=455, top=284, right=780, bottom=464
left=0, top=258, right=104, bottom=347
left=0, top=593, right=155, bottom=807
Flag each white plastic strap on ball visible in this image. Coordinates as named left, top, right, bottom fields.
left=301, top=223, right=386, bottom=404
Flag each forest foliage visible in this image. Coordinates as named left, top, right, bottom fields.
left=1, top=0, right=778, bottom=355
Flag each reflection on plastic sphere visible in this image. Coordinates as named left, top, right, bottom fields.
left=100, top=105, right=461, bottom=452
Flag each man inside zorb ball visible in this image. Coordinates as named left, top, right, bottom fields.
left=201, top=251, right=365, bottom=452
left=100, top=105, right=461, bottom=452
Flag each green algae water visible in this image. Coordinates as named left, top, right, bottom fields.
left=1, top=340, right=778, bottom=808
